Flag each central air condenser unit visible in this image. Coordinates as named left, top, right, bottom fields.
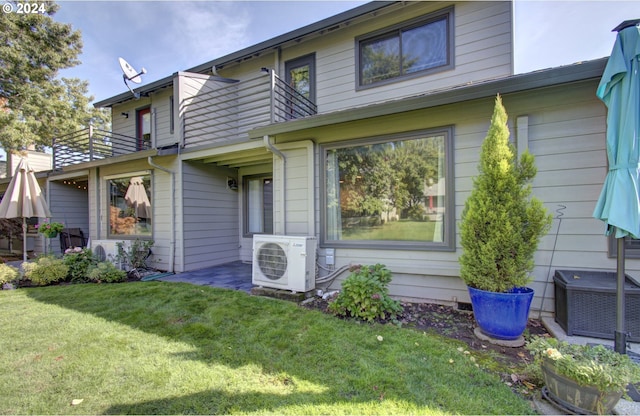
left=252, top=235, right=317, bottom=292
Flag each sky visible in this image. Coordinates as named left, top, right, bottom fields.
left=48, top=0, right=640, bottom=104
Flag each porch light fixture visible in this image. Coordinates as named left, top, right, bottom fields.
left=227, top=178, right=238, bottom=191
left=121, top=112, right=129, bottom=118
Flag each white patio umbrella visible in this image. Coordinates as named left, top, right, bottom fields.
left=0, top=158, right=51, bottom=262
left=124, top=176, right=151, bottom=218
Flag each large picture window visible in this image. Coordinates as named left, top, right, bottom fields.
left=108, top=173, right=152, bottom=237
left=357, top=7, right=453, bottom=87
left=322, top=128, right=454, bottom=250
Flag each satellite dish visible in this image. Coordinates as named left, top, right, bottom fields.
left=118, top=57, right=147, bottom=98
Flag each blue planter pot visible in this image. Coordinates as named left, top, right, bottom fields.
left=468, top=286, right=534, bottom=340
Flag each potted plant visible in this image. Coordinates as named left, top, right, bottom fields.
left=36, top=220, right=64, bottom=238
left=459, top=95, right=552, bottom=341
left=527, top=336, right=640, bottom=414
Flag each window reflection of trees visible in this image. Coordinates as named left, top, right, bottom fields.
left=327, top=135, right=446, bottom=242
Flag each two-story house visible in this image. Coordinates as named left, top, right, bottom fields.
left=15, top=1, right=635, bottom=315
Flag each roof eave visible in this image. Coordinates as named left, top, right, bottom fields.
left=250, top=57, right=608, bottom=138
left=93, top=1, right=395, bottom=109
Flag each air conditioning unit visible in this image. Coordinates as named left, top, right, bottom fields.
left=91, top=239, right=129, bottom=264
left=252, top=235, right=317, bottom=292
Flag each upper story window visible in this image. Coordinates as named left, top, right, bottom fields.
left=321, top=127, right=455, bottom=251
left=284, top=54, right=316, bottom=119
left=136, top=107, right=151, bottom=150
left=285, top=54, right=315, bottom=102
left=357, top=7, right=453, bottom=88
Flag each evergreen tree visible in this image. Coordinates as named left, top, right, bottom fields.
left=459, top=95, right=552, bottom=293
left=0, top=1, right=109, bottom=152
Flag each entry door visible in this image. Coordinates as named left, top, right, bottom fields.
left=285, top=54, right=315, bottom=118
left=245, top=176, right=273, bottom=236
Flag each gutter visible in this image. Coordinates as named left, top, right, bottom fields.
left=263, top=135, right=286, bottom=235
left=147, top=156, right=176, bottom=273
left=250, top=58, right=608, bottom=139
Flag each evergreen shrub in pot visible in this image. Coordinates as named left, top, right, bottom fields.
left=459, top=95, right=552, bottom=340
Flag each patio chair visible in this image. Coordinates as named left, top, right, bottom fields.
left=59, top=228, right=87, bottom=253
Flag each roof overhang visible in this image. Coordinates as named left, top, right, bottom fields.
left=52, top=149, right=159, bottom=172
left=94, top=1, right=396, bottom=109
left=250, top=58, right=607, bottom=138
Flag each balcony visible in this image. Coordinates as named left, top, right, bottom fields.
left=52, top=127, right=150, bottom=170
left=182, top=69, right=316, bottom=148
left=53, top=70, right=317, bottom=168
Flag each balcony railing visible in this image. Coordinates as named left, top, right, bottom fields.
left=269, top=69, right=318, bottom=123
left=182, top=70, right=317, bottom=148
left=53, top=70, right=317, bottom=167
left=52, top=126, right=149, bottom=169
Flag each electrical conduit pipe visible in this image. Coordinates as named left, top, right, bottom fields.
left=263, top=135, right=287, bottom=235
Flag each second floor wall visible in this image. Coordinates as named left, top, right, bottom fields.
left=106, top=1, right=513, bottom=153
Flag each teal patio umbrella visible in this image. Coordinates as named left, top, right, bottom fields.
left=593, top=20, right=640, bottom=354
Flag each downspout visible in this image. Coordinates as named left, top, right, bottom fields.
left=147, top=156, right=175, bottom=273
left=263, top=135, right=286, bottom=235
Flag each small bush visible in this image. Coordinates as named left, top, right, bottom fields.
left=407, top=205, right=427, bottom=221
left=63, top=248, right=97, bottom=283
left=0, top=263, right=19, bottom=285
left=328, top=264, right=402, bottom=323
left=88, top=262, right=127, bottom=283
left=117, top=239, right=154, bottom=270
left=23, top=256, right=69, bottom=286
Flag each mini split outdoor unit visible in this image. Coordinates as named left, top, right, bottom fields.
left=91, top=240, right=129, bottom=264
left=252, top=235, right=317, bottom=292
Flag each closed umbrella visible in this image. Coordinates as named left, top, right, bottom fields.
left=124, top=176, right=151, bottom=219
left=0, top=158, right=51, bottom=262
left=593, top=20, right=640, bottom=354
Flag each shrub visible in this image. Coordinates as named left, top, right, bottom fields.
left=87, top=262, right=127, bottom=283
left=527, top=335, right=640, bottom=393
left=0, top=263, right=19, bottom=285
left=328, top=264, right=402, bottom=323
left=117, top=239, right=154, bottom=270
left=23, top=256, right=69, bottom=286
left=63, top=247, right=98, bottom=283
left=406, top=204, right=427, bottom=221
left=459, top=95, right=552, bottom=292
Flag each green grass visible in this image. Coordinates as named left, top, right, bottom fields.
left=342, top=220, right=436, bottom=241
left=0, top=283, right=533, bottom=415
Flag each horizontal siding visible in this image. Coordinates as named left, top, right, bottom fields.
left=273, top=141, right=315, bottom=237
left=308, top=1, right=513, bottom=113
left=152, top=89, right=174, bottom=148
left=302, top=78, right=625, bottom=316
left=110, top=89, right=174, bottom=149
left=181, top=160, right=240, bottom=270
left=47, top=179, right=89, bottom=255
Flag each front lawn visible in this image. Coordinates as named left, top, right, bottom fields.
left=0, top=283, right=533, bottom=414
